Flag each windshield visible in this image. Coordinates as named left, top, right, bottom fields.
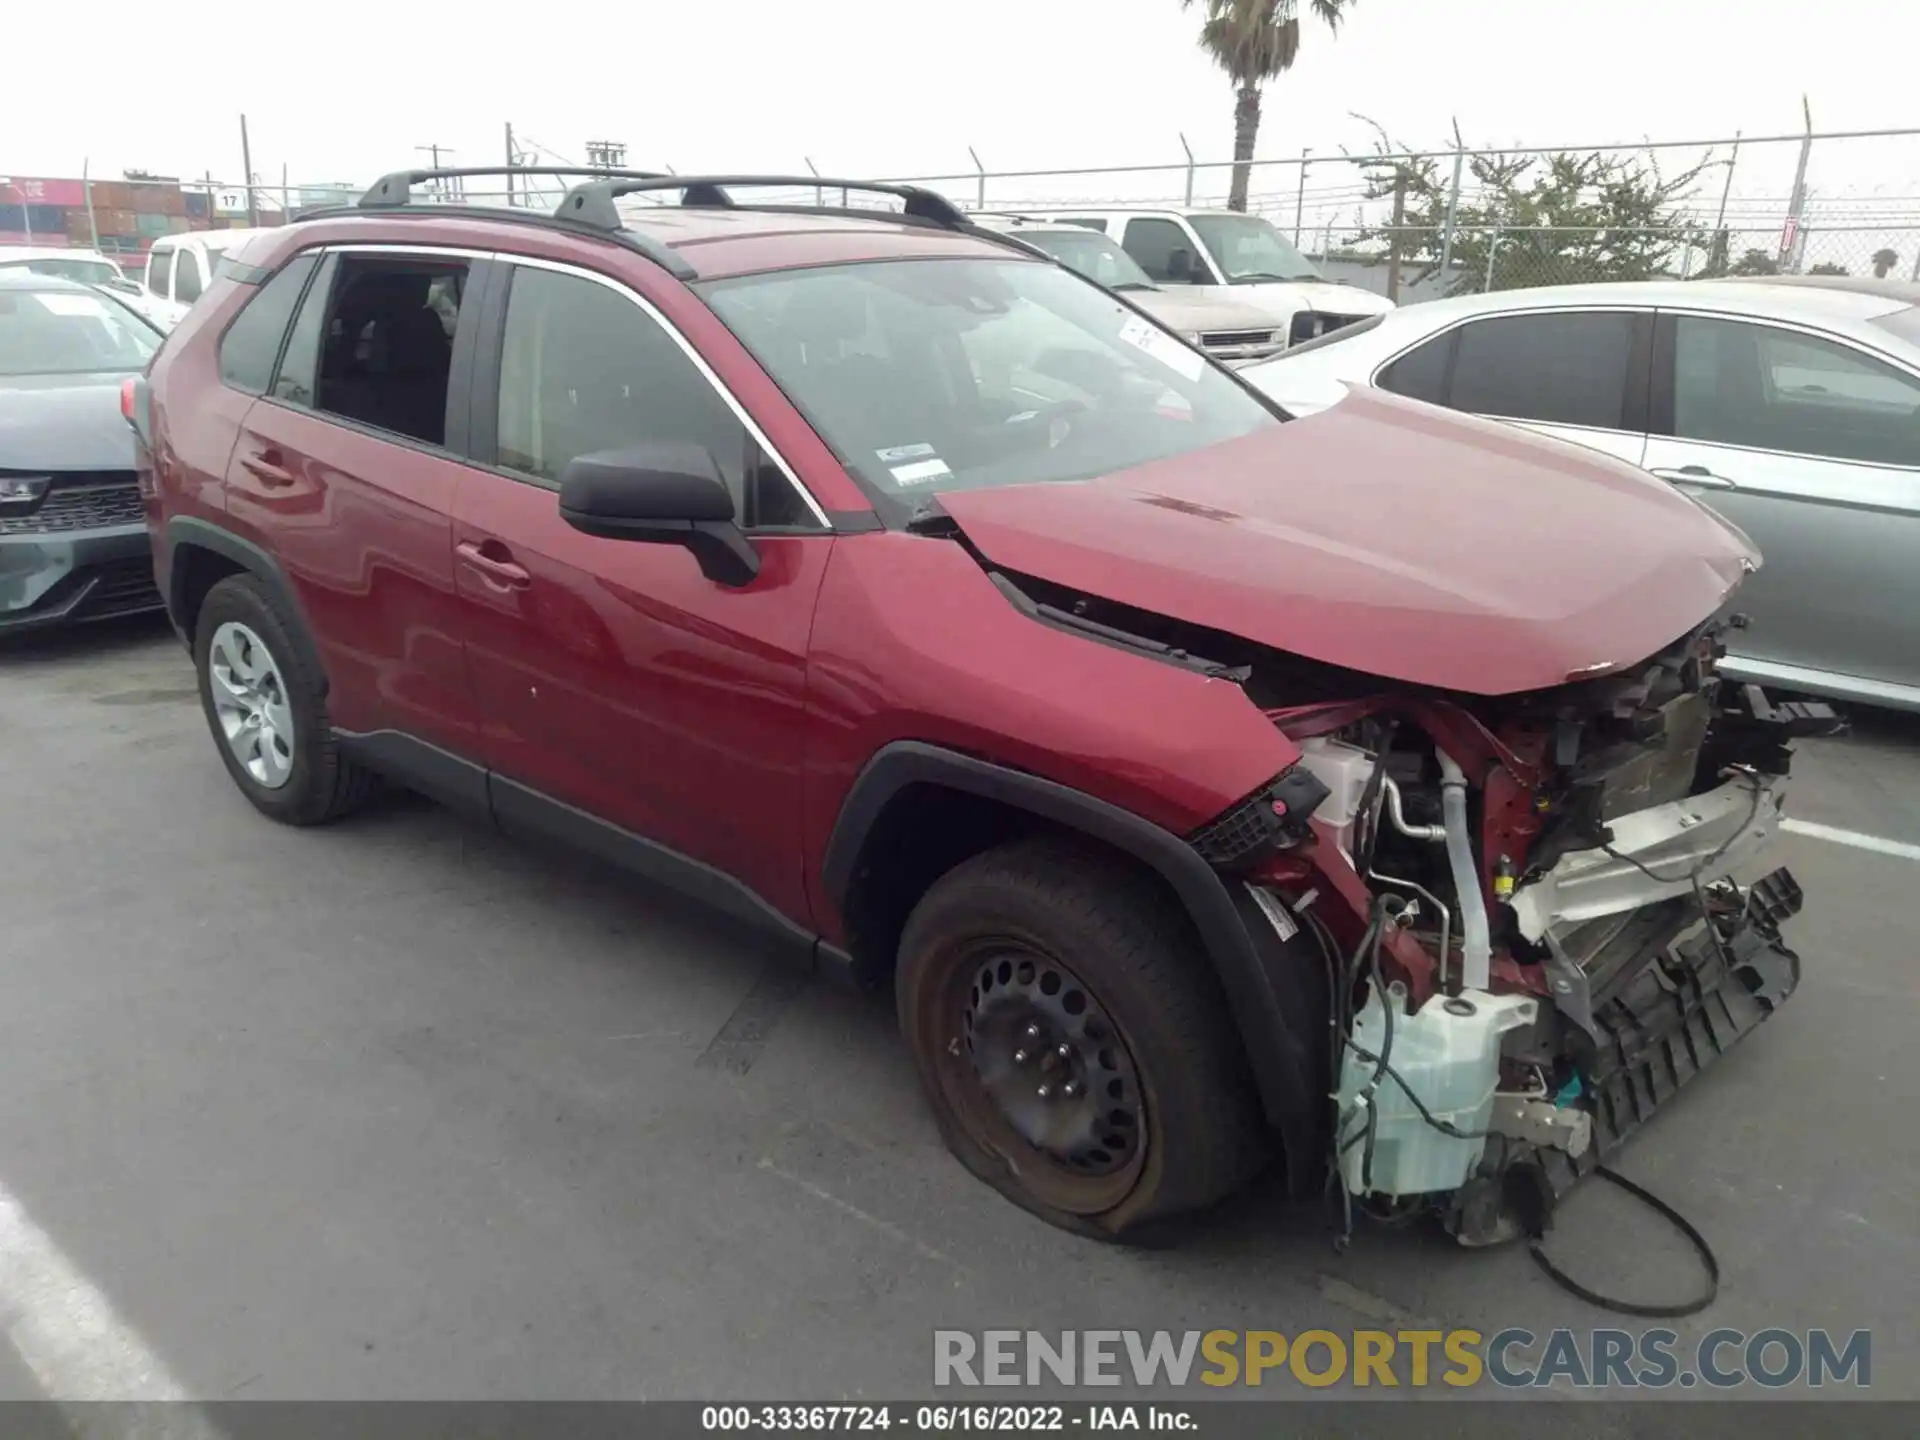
left=1188, top=214, right=1321, bottom=283
left=1017, top=231, right=1158, bottom=291
left=0, top=256, right=122, bottom=286
left=702, top=258, right=1276, bottom=503
left=0, top=287, right=161, bottom=376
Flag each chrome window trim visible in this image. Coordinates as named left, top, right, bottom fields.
left=497, top=253, right=832, bottom=530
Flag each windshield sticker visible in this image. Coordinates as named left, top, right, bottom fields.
left=876, top=442, right=937, bottom=463
left=1117, top=315, right=1204, bottom=383
left=889, top=457, right=954, bottom=486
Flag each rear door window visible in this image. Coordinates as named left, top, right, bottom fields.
left=1447, top=311, right=1637, bottom=429
left=217, top=253, right=320, bottom=393
left=1671, top=316, right=1920, bottom=467
left=1376, top=329, right=1454, bottom=403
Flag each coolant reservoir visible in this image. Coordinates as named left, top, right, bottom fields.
left=1335, top=987, right=1537, bottom=1197
left=1295, top=737, right=1376, bottom=859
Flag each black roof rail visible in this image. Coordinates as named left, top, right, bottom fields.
left=555, top=174, right=970, bottom=233
left=357, top=166, right=673, bottom=208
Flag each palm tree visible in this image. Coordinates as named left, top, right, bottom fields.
left=1185, top=0, right=1354, bottom=212
left=1871, top=247, right=1899, bottom=279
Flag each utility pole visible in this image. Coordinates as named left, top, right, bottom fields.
left=505, top=122, right=516, bottom=207
left=1293, top=149, right=1310, bottom=245
left=416, top=145, right=459, bottom=201
left=585, top=141, right=627, bottom=171
left=239, top=113, right=258, bottom=226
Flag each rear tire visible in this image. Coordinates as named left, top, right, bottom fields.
left=193, top=573, right=373, bottom=826
left=897, top=836, right=1267, bottom=1240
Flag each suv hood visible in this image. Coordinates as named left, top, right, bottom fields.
left=1204, top=278, right=1394, bottom=322
left=0, top=372, right=139, bottom=471
left=935, top=388, right=1758, bottom=695
left=1132, top=288, right=1287, bottom=336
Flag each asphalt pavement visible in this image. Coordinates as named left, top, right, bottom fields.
left=1, top=614, right=1915, bottom=1405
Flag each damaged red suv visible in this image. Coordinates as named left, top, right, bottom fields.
left=134, top=169, right=1816, bottom=1245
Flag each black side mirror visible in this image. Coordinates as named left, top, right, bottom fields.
left=558, top=443, right=760, bottom=586
left=1166, top=247, right=1195, bottom=282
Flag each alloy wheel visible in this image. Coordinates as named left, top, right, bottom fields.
left=207, top=621, right=296, bottom=789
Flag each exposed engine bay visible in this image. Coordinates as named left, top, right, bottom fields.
left=1260, top=623, right=1830, bottom=1247
left=984, top=560, right=1830, bottom=1250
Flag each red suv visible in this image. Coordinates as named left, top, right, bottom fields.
left=135, top=169, right=1815, bottom=1245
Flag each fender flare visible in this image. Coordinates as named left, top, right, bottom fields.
left=822, top=741, right=1325, bottom=1175
left=162, top=516, right=327, bottom=689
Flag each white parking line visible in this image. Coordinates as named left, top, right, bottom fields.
left=0, top=1180, right=220, bottom=1432
left=1782, top=818, right=1920, bottom=863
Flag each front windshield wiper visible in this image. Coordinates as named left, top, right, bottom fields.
left=1230, top=271, right=1316, bottom=284
left=1110, top=282, right=1159, bottom=293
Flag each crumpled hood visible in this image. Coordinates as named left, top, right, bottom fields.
left=936, top=388, right=1759, bottom=695
left=0, top=372, right=139, bottom=471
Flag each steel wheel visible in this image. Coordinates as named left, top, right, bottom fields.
left=207, top=620, right=296, bottom=790
left=937, top=941, right=1148, bottom=1214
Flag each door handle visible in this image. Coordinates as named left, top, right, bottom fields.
left=456, top=539, right=531, bottom=589
left=1650, top=465, right=1735, bottom=490
left=239, top=450, right=295, bottom=488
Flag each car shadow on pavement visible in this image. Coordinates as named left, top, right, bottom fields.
left=0, top=610, right=177, bottom=667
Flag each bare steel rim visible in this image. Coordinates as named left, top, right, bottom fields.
left=207, top=621, right=296, bottom=790
left=931, top=939, right=1148, bottom=1215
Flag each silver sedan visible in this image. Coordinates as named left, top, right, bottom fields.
left=1241, top=276, right=1920, bottom=713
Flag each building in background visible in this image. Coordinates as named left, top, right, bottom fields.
left=1, top=173, right=285, bottom=264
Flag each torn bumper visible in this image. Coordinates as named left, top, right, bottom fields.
left=1452, top=867, right=1804, bottom=1245
left=1510, top=770, right=1785, bottom=945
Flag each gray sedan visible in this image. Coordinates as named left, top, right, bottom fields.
left=1242, top=275, right=1920, bottom=713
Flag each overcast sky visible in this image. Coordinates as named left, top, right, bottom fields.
left=7, top=0, right=1917, bottom=226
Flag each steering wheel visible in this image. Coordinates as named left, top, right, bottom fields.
left=1001, top=397, right=1087, bottom=451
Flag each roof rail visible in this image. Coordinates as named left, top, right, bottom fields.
left=554, top=174, right=970, bottom=233
left=357, top=166, right=672, bottom=208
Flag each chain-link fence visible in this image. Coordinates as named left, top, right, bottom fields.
left=22, top=123, right=1916, bottom=303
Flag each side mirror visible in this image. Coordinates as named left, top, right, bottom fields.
left=1166, top=247, right=1195, bottom=283
left=558, top=443, right=760, bottom=586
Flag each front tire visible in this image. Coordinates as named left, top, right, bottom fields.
left=897, top=837, right=1267, bottom=1240
left=193, top=574, right=373, bottom=826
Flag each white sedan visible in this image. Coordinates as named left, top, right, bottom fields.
left=1239, top=275, right=1920, bottom=712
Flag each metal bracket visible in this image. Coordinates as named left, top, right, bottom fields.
left=1541, top=933, right=1595, bottom=1037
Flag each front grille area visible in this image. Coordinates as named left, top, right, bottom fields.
left=79, top=557, right=164, bottom=617
left=0, top=472, right=144, bottom=535
left=1288, top=311, right=1366, bottom=346
left=1200, top=328, right=1280, bottom=349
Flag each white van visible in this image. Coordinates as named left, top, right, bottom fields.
left=1041, top=208, right=1393, bottom=347
left=140, top=230, right=267, bottom=328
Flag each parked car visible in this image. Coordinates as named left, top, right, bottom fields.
left=1039, top=207, right=1394, bottom=345
left=140, top=229, right=267, bottom=328
left=1241, top=277, right=1920, bottom=713
left=133, top=171, right=1812, bottom=1246
left=971, top=214, right=1287, bottom=364
left=0, top=272, right=167, bottom=631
